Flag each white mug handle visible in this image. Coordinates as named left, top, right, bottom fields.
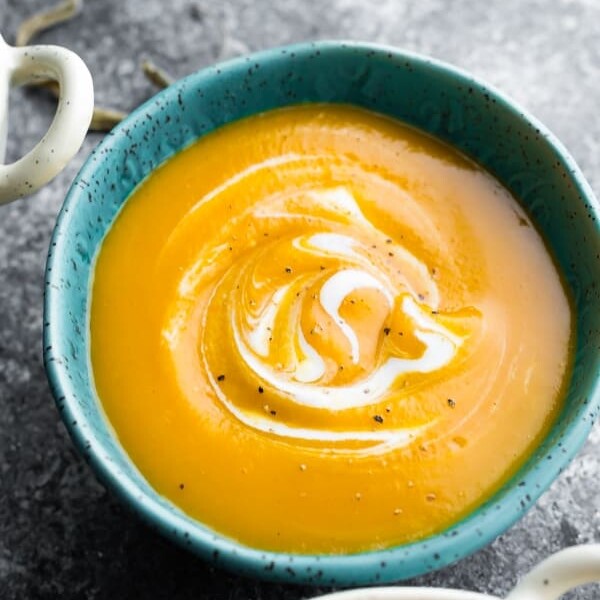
left=0, top=34, right=93, bottom=204
left=506, top=544, right=600, bottom=600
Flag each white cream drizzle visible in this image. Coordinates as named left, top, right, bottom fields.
left=246, top=284, right=291, bottom=357
left=164, top=184, right=469, bottom=453
left=232, top=294, right=461, bottom=411
left=319, top=268, right=393, bottom=364
left=227, top=186, right=463, bottom=412
left=295, top=327, right=326, bottom=383
left=207, top=366, right=423, bottom=453
left=306, top=187, right=371, bottom=224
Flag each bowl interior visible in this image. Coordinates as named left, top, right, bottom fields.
left=44, top=41, right=600, bottom=586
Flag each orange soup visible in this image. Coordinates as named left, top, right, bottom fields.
left=90, top=105, right=572, bottom=553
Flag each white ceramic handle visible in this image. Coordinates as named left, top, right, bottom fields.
left=0, top=34, right=93, bottom=204
left=506, top=545, right=600, bottom=600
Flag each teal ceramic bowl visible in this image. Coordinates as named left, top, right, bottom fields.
left=44, top=41, right=600, bottom=585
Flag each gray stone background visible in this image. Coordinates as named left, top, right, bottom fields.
left=0, top=0, right=599, bottom=598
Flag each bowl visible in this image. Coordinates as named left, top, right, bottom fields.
left=44, top=41, right=600, bottom=586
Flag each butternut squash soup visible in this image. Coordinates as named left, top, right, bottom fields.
left=90, top=104, right=572, bottom=553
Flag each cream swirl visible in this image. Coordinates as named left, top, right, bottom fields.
left=162, top=166, right=476, bottom=454
left=231, top=236, right=462, bottom=409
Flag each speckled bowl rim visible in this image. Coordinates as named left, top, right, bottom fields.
left=44, top=41, right=600, bottom=586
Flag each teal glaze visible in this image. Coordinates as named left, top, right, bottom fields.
left=44, top=41, right=600, bottom=586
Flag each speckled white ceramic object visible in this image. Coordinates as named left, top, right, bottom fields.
left=0, top=34, right=93, bottom=204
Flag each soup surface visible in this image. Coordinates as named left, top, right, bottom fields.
left=91, top=104, right=572, bottom=553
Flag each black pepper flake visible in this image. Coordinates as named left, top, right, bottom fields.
left=385, top=238, right=392, bottom=244
left=270, top=409, right=277, bottom=416
left=258, top=386, right=264, bottom=394
left=217, top=374, right=225, bottom=382
left=179, top=483, right=185, bottom=490
left=418, top=293, right=425, bottom=301
left=388, top=252, right=394, bottom=257
left=383, top=327, right=391, bottom=336
left=447, top=398, right=456, bottom=408
left=373, top=415, right=384, bottom=424
left=285, top=266, right=292, bottom=273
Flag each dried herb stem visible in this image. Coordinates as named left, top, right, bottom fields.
left=90, top=107, right=128, bottom=131
left=142, top=60, right=174, bottom=89
left=16, top=0, right=82, bottom=47
left=15, top=0, right=128, bottom=132
left=16, top=3, right=175, bottom=133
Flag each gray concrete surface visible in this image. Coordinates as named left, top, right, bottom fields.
left=0, top=0, right=599, bottom=598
